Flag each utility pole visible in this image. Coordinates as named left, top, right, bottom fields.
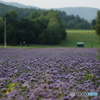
left=4, top=17, right=7, bottom=48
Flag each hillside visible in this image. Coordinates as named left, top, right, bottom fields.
left=0, top=1, right=99, bottom=21
left=56, top=7, right=99, bottom=21
left=0, top=2, right=92, bottom=29
left=0, top=3, right=39, bottom=19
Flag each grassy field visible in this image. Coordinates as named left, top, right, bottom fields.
left=0, top=30, right=100, bottom=48
left=0, top=44, right=60, bottom=48
left=60, top=30, right=100, bottom=48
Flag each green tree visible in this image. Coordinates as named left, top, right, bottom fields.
left=17, top=18, right=36, bottom=44
left=96, top=10, right=100, bottom=44
left=0, top=8, right=66, bottom=45
left=3, top=9, right=17, bottom=25
left=92, top=19, right=96, bottom=29
left=38, top=12, right=66, bottom=45
left=0, top=17, right=4, bottom=44
left=29, top=11, right=39, bottom=19
left=3, top=9, right=18, bottom=45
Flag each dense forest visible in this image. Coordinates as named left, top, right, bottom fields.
left=0, top=3, right=92, bottom=29
left=0, top=3, right=93, bottom=45
left=57, top=11, right=92, bottom=29
left=0, top=9, right=66, bottom=45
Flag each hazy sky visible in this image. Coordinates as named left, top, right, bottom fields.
left=2, top=0, right=100, bottom=9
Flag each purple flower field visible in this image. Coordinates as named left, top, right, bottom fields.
left=0, top=48, right=100, bottom=100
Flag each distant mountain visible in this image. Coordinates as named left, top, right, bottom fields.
left=0, top=0, right=99, bottom=21
left=56, top=7, right=99, bottom=21
left=0, top=0, right=38, bottom=8
left=0, top=2, right=92, bottom=30
left=0, top=3, right=40, bottom=20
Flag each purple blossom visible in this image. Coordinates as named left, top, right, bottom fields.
left=0, top=48, right=99, bottom=99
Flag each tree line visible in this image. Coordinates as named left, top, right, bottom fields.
left=0, top=3, right=92, bottom=29
left=0, top=9, right=66, bottom=45
left=57, top=11, right=92, bottom=29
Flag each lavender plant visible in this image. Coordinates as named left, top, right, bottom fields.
left=0, top=48, right=100, bottom=100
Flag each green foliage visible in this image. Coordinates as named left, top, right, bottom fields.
left=0, top=17, right=4, bottom=28
left=96, top=24, right=100, bottom=36
left=0, top=3, right=93, bottom=45
left=6, top=83, right=19, bottom=92
left=92, top=19, right=96, bottom=29
left=0, top=17, right=4, bottom=44
left=84, top=74, right=99, bottom=86
left=29, top=11, right=40, bottom=19
left=0, top=3, right=92, bottom=29
left=0, top=9, right=66, bottom=45
left=84, top=74, right=94, bottom=81
left=57, top=11, right=92, bottom=29
left=96, top=10, right=100, bottom=44
left=0, top=3, right=39, bottom=19
left=38, top=11, right=66, bottom=45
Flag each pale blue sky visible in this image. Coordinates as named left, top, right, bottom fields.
left=2, top=0, right=100, bottom=9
